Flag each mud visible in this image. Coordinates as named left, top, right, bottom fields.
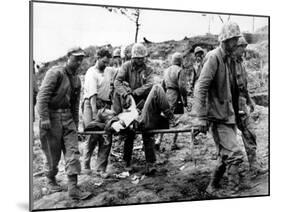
left=32, top=105, right=269, bottom=210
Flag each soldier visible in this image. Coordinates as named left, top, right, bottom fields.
left=82, top=48, right=113, bottom=177
left=37, top=47, right=91, bottom=200
left=112, top=48, right=122, bottom=69
left=192, top=46, right=205, bottom=89
left=113, top=43, right=177, bottom=175
left=233, top=36, right=265, bottom=178
left=160, top=52, right=189, bottom=150
left=193, top=22, right=245, bottom=195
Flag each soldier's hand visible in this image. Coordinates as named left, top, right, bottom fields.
left=194, top=120, right=208, bottom=134
left=198, top=124, right=209, bottom=134
left=186, top=102, right=192, bottom=112
left=123, top=94, right=132, bottom=109
left=249, top=103, right=255, bottom=113
left=41, top=119, right=51, bottom=130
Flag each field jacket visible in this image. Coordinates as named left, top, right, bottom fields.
left=37, top=65, right=81, bottom=125
left=193, top=46, right=236, bottom=123
left=114, top=60, right=154, bottom=103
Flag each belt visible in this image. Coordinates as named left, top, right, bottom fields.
left=167, top=87, right=179, bottom=91
left=50, top=108, right=71, bottom=113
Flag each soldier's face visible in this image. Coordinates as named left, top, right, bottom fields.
left=195, top=52, right=203, bottom=62
left=68, top=55, right=84, bottom=73
left=234, top=46, right=246, bottom=58
left=225, top=37, right=239, bottom=53
left=132, top=57, right=145, bottom=66
left=98, top=56, right=110, bottom=71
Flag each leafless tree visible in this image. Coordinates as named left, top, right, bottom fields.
left=104, top=7, right=141, bottom=43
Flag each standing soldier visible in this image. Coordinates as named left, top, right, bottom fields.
left=112, top=48, right=122, bottom=69
left=193, top=22, right=245, bottom=195
left=160, top=52, right=189, bottom=150
left=82, top=48, right=113, bottom=177
left=192, top=46, right=205, bottom=89
left=233, top=36, right=265, bottom=178
left=113, top=43, right=177, bottom=175
left=37, top=47, right=91, bottom=200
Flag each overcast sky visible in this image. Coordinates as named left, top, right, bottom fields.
left=33, top=2, right=268, bottom=62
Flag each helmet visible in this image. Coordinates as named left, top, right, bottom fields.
left=237, top=36, right=248, bottom=47
left=171, top=52, right=183, bottom=65
left=131, top=43, right=147, bottom=58
left=218, top=22, right=241, bottom=42
left=113, top=48, right=121, bottom=58
left=121, top=45, right=132, bottom=59
left=194, top=46, right=204, bottom=55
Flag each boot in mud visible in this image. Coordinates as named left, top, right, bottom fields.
left=68, top=175, right=91, bottom=200
left=46, top=177, right=63, bottom=192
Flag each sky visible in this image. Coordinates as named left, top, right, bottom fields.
left=33, top=2, right=268, bottom=62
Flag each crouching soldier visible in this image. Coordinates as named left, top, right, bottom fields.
left=113, top=43, right=177, bottom=175
left=233, top=36, right=266, bottom=178
left=37, top=47, right=91, bottom=200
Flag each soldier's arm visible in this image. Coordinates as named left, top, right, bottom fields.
left=72, top=78, right=81, bottom=128
left=193, top=54, right=218, bottom=122
left=178, top=68, right=188, bottom=105
left=132, top=67, right=154, bottom=97
left=114, top=64, right=130, bottom=98
left=89, top=95, right=98, bottom=120
left=242, top=64, right=255, bottom=111
left=37, top=69, right=60, bottom=121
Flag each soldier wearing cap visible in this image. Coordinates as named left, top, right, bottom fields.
left=192, top=46, right=205, bottom=89
left=37, top=47, right=91, bottom=200
left=193, top=22, right=245, bottom=194
left=113, top=43, right=177, bottom=175
left=232, top=36, right=266, bottom=178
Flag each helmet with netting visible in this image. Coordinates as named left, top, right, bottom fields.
left=131, top=43, right=147, bottom=58
left=218, top=22, right=241, bottom=42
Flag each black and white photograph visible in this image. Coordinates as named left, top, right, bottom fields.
left=30, top=0, right=269, bottom=211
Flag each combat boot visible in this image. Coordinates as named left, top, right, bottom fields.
left=46, top=177, right=63, bottom=192
left=67, top=175, right=91, bottom=200
left=83, top=163, right=92, bottom=175
left=145, top=162, right=157, bottom=176
left=227, top=165, right=241, bottom=193
left=206, top=164, right=226, bottom=196
left=248, top=154, right=267, bottom=179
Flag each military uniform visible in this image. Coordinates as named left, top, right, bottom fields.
left=234, top=56, right=258, bottom=172
left=37, top=65, right=82, bottom=181
left=113, top=60, right=174, bottom=168
left=163, top=64, right=188, bottom=114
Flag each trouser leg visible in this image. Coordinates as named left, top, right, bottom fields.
left=112, top=91, right=123, bottom=114
left=239, top=115, right=257, bottom=169
left=83, top=135, right=98, bottom=169
left=142, top=133, right=156, bottom=163
left=123, top=129, right=136, bottom=166
left=39, top=113, right=62, bottom=180
left=96, top=134, right=112, bottom=172
left=62, top=113, right=81, bottom=176
left=166, top=89, right=178, bottom=114
left=211, top=123, right=244, bottom=189
left=140, top=84, right=173, bottom=129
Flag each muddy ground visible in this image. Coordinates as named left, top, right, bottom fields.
left=32, top=105, right=268, bottom=210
